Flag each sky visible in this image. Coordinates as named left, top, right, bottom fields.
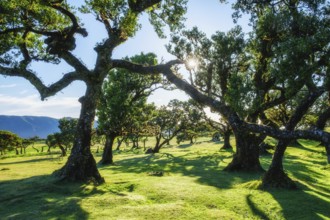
left=0, top=0, right=250, bottom=119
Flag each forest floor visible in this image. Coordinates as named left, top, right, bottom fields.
left=0, top=137, right=329, bottom=220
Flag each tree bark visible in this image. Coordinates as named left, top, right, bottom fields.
left=100, top=133, right=116, bottom=165
left=221, top=130, right=232, bottom=150
left=224, top=129, right=264, bottom=172
left=58, top=144, right=67, bottom=157
left=116, top=137, right=124, bottom=150
left=262, top=90, right=323, bottom=188
left=32, top=145, right=39, bottom=153
left=55, top=84, right=104, bottom=184
left=152, top=135, right=162, bottom=153
left=152, top=127, right=183, bottom=153
left=261, top=139, right=297, bottom=189
left=259, top=142, right=272, bottom=155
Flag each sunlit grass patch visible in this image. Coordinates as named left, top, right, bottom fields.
left=0, top=136, right=329, bottom=219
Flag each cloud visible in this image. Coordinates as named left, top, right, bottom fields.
left=0, top=84, right=17, bottom=89
left=0, top=94, right=81, bottom=119
left=19, top=90, right=29, bottom=95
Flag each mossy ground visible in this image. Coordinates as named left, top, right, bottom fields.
left=0, top=137, right=329, bottom=219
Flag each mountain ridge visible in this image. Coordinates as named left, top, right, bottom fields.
left=0, top=115, right=60, bottom=139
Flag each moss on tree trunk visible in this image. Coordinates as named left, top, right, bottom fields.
left=262, top=140, right=297, bottom=189
left=100, top=134, right=116, bottom=165
left=221, top=130, right=232, bottom=150
left=224, top=129, right=263, bottom=172
left=54, top=85, right=104, bottom=185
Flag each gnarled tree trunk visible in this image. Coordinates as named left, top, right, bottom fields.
left=58, top=144, right=67, bottom=157
left=100, top=133, right=116, bottom=165
left=151, top=135, right=162, bottom=153
left=116, top=137, right=125, bottom=151
left=224, top=128, right=263, bottom=172
left=262, top=139, right=297, bottom=189
left=221, top=130, right=232, bottom=150
left=262, top=90, right=324, bottom=189
left=55, top=84, right=104, bottom=184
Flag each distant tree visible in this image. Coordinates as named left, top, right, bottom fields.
left=91, top=129, right=106, bottom=153
left=148, top=100, right=188, bottom=153
left=21, top=139, right=33, bottom=154
left=97, top=53, right=161, bottom=165
left=176, top=100, right=204, bottom=144
left=207, top=118, right=233, bottom=150
left=0, top=130, right=22, bottom=155
left=45, top=134, right=55, bottom=153
left=58, top=118, right=78, bottom=151
left=20, top=136, right=41, bottom=154
left=46, top=133, right=67, bottom=157
left=125, top=103, right=157, bottom=150
left=29, top=136, right=41, bottom=153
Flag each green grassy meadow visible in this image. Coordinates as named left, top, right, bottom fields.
left=0, top=137, right=329, bottom=220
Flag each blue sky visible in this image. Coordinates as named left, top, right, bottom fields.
left=0, top=0, right=250, bottom=119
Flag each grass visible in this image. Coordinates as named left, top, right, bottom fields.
left=0, top=137, right=329, bottom=220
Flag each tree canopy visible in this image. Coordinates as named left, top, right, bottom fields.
left=97, top=53, right=161, bottom=164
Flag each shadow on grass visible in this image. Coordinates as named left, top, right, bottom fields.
left=266, top=186, right=330, bottom=220
left=177, top=143, right=193, bottom=148
left=0, top=175, right=107, bottom=220
left=0, top=157, right=57, bottom=165
left=101, top=152, right=263, bottom=189
left=246, top=194, right=270, bottom=220
left=262, top=151, right=330, bottom=220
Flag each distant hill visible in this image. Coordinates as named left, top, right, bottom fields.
left=0, top=115, right=60, bottom=139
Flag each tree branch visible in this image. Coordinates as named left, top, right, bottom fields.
left=60, top=51, right=90, bottom=75
left=111, top=59, right=183, bottom=74
left=128, top=0, right=161, bottom=13
left=0, top=27, right=25, bottom=35
left=315, top=107, right=330, bottom=130
left=112, top=59, right=330, bottom=145
left=0, top=66, right=83, bottom=100
left=244, top=122, right=330, bottom=144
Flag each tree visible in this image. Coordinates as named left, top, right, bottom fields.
left=176, top=99, right=205, bottom=145
left=163, top=26, right=266, bottom=171
left=58, top=118, right=78, bottom=151
left=148, top=99, right=188, bottom=153
left=125, top=103, right=157, bottom=150
left=28, top=136, right=41, bottom=153
left=0, top=130, right=22, bottom=155
left=45, top=118, right=78, bottom=157
left=46, top=133, right=67, bottom=157
left=0, top=0, right=187, bottom=183
left=206, top=117, right=233, bottom=150
left=91, top=129, right=106, bottom=153
left=97, top=53, right=161, bottom=165
left=21, top=138, right=34, bottom=154
left=235, top=0, right=330, bottom=188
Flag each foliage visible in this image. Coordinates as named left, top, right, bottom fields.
left=97, top=53, right=161, bottom=137
left=0, top=130, right=22, bottom=153
left=58, top=117, right=78, bottom=149
left=175, top=99, right=206, bottom=144
left=46, top=133, right=67, bottom=156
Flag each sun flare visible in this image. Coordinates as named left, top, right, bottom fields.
left=186, top=58, right=198, bottom=70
